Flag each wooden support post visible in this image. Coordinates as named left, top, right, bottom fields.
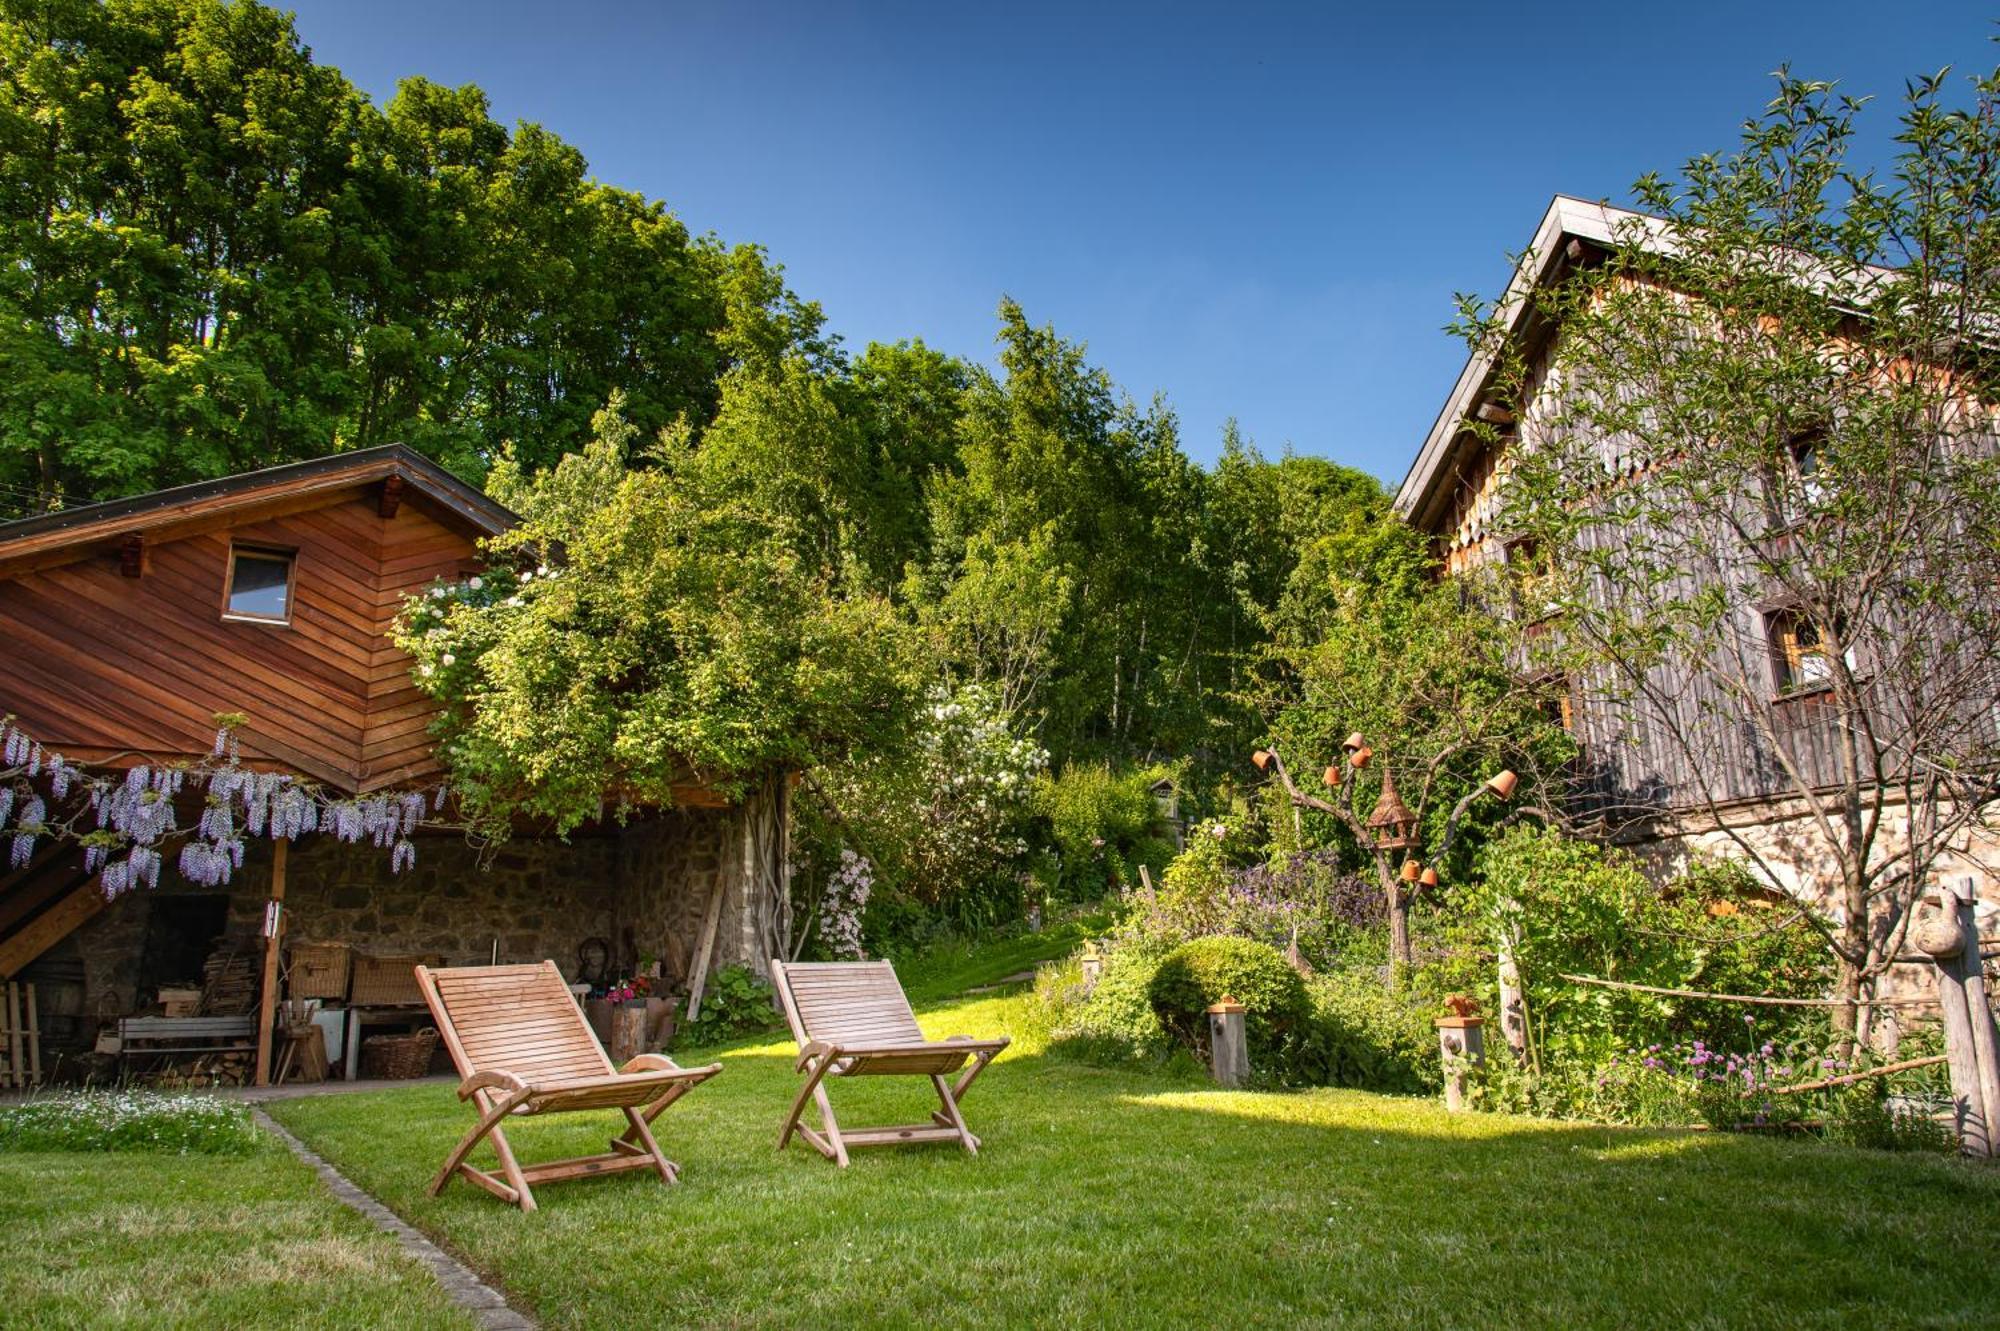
left=1949, top=879, right=2000, bottom=1154
left=1923, top=879, right=1993, bottom=1156
left=24, top=981, right=38, bottom=1087
left=253, top=838, right=289, bottom=1088
left=1436, top=1015, right=1486, bottom=1112
left=1206, top=998, right=1248, bottom=1087
left=4, top=982, right=20, bottom=1089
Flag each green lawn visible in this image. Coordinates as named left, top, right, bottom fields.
left=0, top=1137, right=475, bottom=1330
left=262, top=984, right=2000, bottom=1330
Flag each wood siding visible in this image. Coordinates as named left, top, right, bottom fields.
left=0, top=495, right=476, bottom=792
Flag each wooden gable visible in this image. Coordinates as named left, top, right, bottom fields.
left=0, top=448, right=513, bottom=793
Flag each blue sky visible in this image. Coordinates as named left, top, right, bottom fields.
left=284, top=1, right=1997, bottom=483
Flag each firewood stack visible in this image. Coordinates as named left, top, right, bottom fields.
left=197, top=939, right=259, bottom=1016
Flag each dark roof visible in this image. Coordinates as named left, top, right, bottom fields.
left=0, top=444, right=516, bottom=555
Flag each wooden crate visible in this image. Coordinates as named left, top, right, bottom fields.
left=348, top=953, right=439, bottom=1007
left=288, top=941, right=352, bottom=1000
left=157, top=987, right=203, bottom=1017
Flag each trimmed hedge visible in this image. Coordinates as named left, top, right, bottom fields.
left=1148, top=935, right=1309, bottom=1061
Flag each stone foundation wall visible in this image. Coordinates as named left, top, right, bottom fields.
left=57, top=798, right=781, bottom=1044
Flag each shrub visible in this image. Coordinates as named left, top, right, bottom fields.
left=0, top=1091, right=259, bottom=1154
left=1301, top=967, right=1442, bottom=1093
left=1034, top=762, right=1175, bottom=900
left=1148, top=935, right=1309, bottom=1061
left=674, top=964, right=783, bottom=1047
left=1046, top=947, right=1175, bottom=1067
left=1228, top=848, right=1386, bottom=970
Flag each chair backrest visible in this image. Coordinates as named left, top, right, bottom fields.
left=416, top=961, right=613, bottom=1083
left=771, top=960, right=924, bottom=1049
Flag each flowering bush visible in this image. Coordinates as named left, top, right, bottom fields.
left=808, top=681, right=1046, bottom=935
left=1228, top=848, right=1385, bottom=968
left=1, top=716, right=435, bottom=898
left=0, top=1091, right=259, bottom=1154
left=818, top=850, right=874, bottom=960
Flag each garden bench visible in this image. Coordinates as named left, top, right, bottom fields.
left=115, top=1015, right=257, bottom=1073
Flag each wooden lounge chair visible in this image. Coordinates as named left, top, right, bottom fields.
left=414, top=961, right=721, bottom=1212
left=771, top=958, right=1009, bottom=1166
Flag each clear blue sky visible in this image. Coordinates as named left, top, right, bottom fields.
left=284, top=1, right=1996, bottom=482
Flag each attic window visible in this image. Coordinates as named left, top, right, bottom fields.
left=223, top=546, right=295, bottom=624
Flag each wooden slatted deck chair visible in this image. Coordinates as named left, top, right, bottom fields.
left=414, top=961, right=721, bottom=1212
left=771, top=959, right=1009, bottom=1166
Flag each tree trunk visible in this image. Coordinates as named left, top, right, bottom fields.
left=1386, top=880, right=1412, bottom=978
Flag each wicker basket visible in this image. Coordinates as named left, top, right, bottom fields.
left=349, top=953, right=438, bottom=1007
left=361, top=1027, right=439, bottom=1079
left=288, top=942, right=352, bottom=1001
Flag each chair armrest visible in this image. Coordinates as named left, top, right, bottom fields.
left=619, top=1053, right=681, bottom=1075
left=457, top=1069, right=528, bottom=1101
left=826, top=1038, right=1010, bottom=1058
left=796, top=1040, right=837, bottom=1073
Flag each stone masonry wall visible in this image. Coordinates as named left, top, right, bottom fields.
left=64, top=803, right=760, bottom=1035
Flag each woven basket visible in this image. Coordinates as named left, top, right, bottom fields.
left=349, top=953, right=438, bottom=1007
left=288, top=942, right=352, bottom=1000
left=361, top=1027, right=439, bottom=1079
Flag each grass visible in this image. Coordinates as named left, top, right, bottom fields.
left=263, top=983, right=2000, bottom=1330
left=0, top=1134, right=476, bottom=1330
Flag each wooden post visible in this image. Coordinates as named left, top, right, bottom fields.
left=24, top=981, right=38, bottom=1087
left=1495, top=920, right=1528, bottom=1062
left=1435, top=1015, right=1486, bottom=1112
left=1206, top=998, right=1248, bottom=1087
left=1921, top=879, right=1992, bottom=1156
left=1950, top=879, right=2000, bottom=1153
left=3, top=982, right=19, bottom=1089
left=609, top=1003, right=647, bottom=1065
left=253, top=838, right=289, bottom=1088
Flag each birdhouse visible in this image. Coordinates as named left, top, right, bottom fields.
left=1367, top=762, right=1417, bottom=850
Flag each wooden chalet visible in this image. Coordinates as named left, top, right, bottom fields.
left=1395, top=195, right=2000, bottom=926
left=0, top=447, right=790, bottom=1082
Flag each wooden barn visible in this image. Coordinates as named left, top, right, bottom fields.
left=0, top=446, right=790, bottom=1084
left=1395, top=195, right=2000, bottom=932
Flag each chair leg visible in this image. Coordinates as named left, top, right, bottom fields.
left=620, top=1105, right=678, bottom=1185
left=777, top=1050, right=838, bottom=1153
left=931, top=1074, right=979, bottom=1155
left=813, top=1083, right=850, bottom=1167
left=485, top=1123, right=536, bottom=1213
left=430, top=1090, right=529, bottom=1199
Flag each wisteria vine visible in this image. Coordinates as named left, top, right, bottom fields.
left=1, top=716, right=442, bottom=899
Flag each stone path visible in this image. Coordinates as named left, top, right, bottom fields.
left=252, top=1107, right=537, bottom=1331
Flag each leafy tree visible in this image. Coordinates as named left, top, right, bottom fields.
left=0, top=0, right=818, bottom=505
left=1260, top=516, right=1575, bottom=972
left=1459, top=68, right=2000, bottom=1046
left=395, top=398, right=921, bottom=834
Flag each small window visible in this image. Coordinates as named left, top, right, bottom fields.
left=223, top=547, right=294, bottom=624
left=1769, top=609, right=1831, bottom=695
left=1783, top=430, right=1827, bottom=519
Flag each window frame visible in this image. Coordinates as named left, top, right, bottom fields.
left=1767, top=606, right=1834, bottom=698
left=220, top=542, right=298, bottom=627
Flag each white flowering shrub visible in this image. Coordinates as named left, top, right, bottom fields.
left=0, top=1090, right=260, bottom=1154
left=818, top=849, right=874, bottom=959
left=811, top=682, right=1047, bottom=932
